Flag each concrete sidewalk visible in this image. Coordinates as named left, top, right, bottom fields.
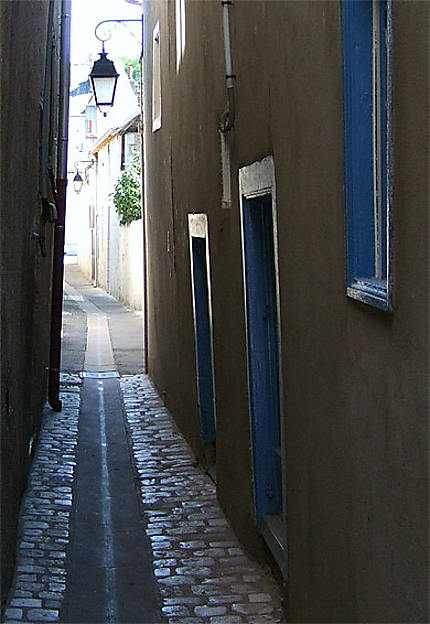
left=2, top=263, right=284, bottom=624
left=63, top=262, right=145, bottom=376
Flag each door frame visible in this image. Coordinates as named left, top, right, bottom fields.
left=188, top=213, right=217, bottom=443
left=239, top=156, right=288, bottom=577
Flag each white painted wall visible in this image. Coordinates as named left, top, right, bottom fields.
left=109, top=217, right=144, bottom=310
left=93, top=133, right=143, bottom=310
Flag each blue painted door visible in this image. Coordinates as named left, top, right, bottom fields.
left=191, top=236, right=216, bottom=442
left=243, top=195, right=282, bottom=524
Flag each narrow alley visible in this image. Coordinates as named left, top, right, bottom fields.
left=2, top=264, right=284, bottom=624
left=2, top=2, right=428, bottom=623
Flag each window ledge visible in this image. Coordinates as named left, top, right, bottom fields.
left=347, top=279, right=391, bottom=312
left=260, top=513, right=288, bottom=579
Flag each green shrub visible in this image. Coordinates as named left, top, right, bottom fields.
left=112, top=155, right=142, bottom=226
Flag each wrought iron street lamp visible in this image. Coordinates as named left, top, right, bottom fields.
left=89, top=18, right=142, bottom=110
left=72, top=160, right=94, bottom=194
left=73, top=170, right=84, bottom=194
left=89, top=50, right=119, bottom=109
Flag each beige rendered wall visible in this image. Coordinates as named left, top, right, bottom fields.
left=143, top=1, right=429, bottom=621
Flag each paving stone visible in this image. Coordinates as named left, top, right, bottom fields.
left=27, top=608, right=59, bottom=622
left=3, top=608, right=23, bottom=619
left=10, top=598, right=42, bottom=608
left=162, top=605, right=191, bottom=616
left=167, top=618, right=205, bottom=624
left=37, top=592, right=63, bottom=601
left=16, top=563, right=45, bottom=573
left=195, top=605, right=228, bottom=617
left=154, top=567, right=172, bottom=578
left=209, top=617, right=243, bottom=624
left=207, top=595, right=242, bottom=605
left=180, top=540, right=206, bottom=549
left=163, top=596, right=202, bottom=606
left=12, top=590, right=33, bottom=598
left=176, top=566, right=212, bottom=578
left=15, top=582, right=45, bottom=592
left=22, top=522, right=50, bottom=530
left=154, top=558, right=177, bottom=566
left=159, top=575, right=197, bottom=586
left=48, top=582, right=66, bottom=592
left=43, top=601, right=62, bottom=609
left=122, top=374, right=284, bottom=623
left=16, top=574, right=38, bottom=582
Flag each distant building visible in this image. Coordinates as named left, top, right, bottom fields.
left=142, top=1, right=429, bottom=621
left=67, top=61, right=143, bottom=311
left=91, top=112, right=143, bottom=310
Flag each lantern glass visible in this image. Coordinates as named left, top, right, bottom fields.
left=73, top=172, right=84, bottom=194
left=91, top=76, right=118, bottom=106
left=89, top=52, right=119, bottom=108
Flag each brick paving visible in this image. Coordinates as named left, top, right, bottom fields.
left=121, top=374, right=284, bottom=624
left=2, top=376, right=81, bottom=624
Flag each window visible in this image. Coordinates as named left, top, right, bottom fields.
left=152, top=20, right=161, bottom=132
left=85, top=105, right=97, bottom=139
left=121, top=133, right=140, bottom=171
left=342, top=0, right=392, bottom=311
left=175, top=0, right=186, bottom=71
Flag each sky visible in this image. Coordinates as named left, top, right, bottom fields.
left=66, top=0, right=142, bottom=247
left=71, top=0, right=142, bottom=69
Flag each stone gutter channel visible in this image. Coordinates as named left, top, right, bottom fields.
left=2, top=270, right=284, bottom=624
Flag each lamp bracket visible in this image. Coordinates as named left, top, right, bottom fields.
left=95, top=18, right=142, bottom=51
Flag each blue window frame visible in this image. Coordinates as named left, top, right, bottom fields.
left=342, top=0, right=392, bottom=311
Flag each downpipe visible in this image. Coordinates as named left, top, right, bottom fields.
left=48, top=0, right=71, bottom=412
left=220, top=0, right=235, bottom=132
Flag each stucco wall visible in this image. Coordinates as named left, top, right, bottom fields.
left=91, top=135, right=143, bottom=310
left=0, top=0, right=58, bottom=605
left=109, top=216, right=144, bottom=310
left=143, top=1, right=428, bottom=622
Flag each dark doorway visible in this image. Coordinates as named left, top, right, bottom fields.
left=242, top=194, right=282, bottom=524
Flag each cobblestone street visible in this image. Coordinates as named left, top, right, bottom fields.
left=2, top=265, right=284, bottom=624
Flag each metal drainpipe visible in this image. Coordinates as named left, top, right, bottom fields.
left=220, top=0, right=235, bottom=132
left=48, top=0, right=71, bottom=412
left=140, top=36, right=148, bottom=373
left=40, top=1, right=55, bottom=201
left=33, top=0, right=56, bottom=259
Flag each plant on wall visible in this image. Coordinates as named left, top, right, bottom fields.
left=112, top=155, right=142, bottom=226
left=121, top=56, right=141, bottom=91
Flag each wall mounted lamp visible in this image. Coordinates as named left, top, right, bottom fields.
left=89, top=18, right=142, bottom=111
left=73, top=170, right=84, bottom=194
left=72, top=160, right=94, bottom=194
